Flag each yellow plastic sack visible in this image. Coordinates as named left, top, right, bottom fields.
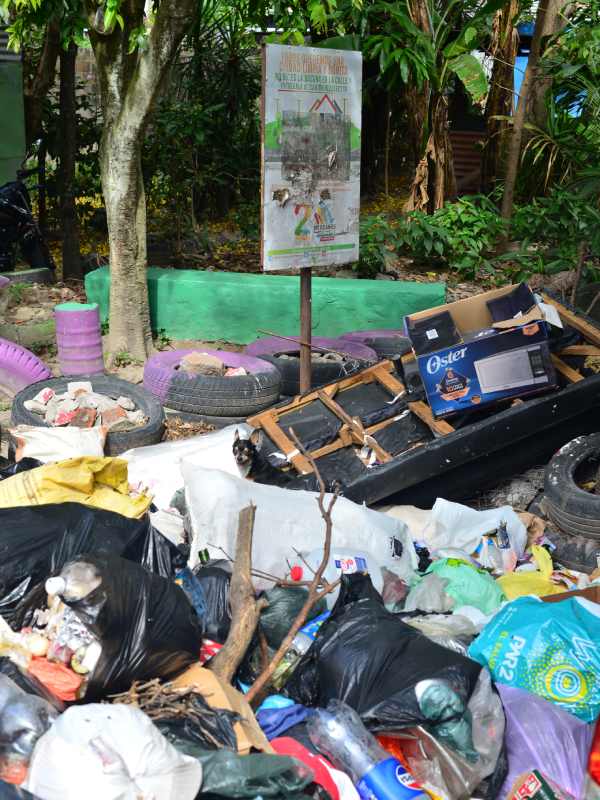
left=0, top=457, right=151, bottom=518
left=496, top=545, right=567, bottom=599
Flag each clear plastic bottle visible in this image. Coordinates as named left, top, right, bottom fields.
left=271, top=629, right=313, bottom=690
left=307, top=700, right=428, bottom=800
left=45, top=561, right=101, bottom=603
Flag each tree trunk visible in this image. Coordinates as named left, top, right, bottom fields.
left=101, top=128, right=152, bottom=359
left=527, top=0, right=572, bottom=128
left=23, top=20, right=61, bottom=148
left=59, top=42, right=82, bottom=281
left=501, top=0, right=549, bottom=223
left=405, top=81, right=429, bottom=170
left=405, top=92, right=455, bottom=213
left=86, top=0, right=196, bottom=360
left=481, top=0, right=519, bottom=193
left=384, top=92, right=391, bottom=196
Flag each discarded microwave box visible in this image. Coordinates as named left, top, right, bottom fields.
left=171, top=664, right=273, bottom=755
left=404, top=285, right=557, bottom=418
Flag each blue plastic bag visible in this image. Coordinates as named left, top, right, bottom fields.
left=468, top=596, right=600, bottom=723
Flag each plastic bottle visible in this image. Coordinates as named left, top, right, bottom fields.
left=174, top=566, right=208, bottom=620
left=271, top=612, right=330, bottom=690
left=307, top=700, right=427, bottom=800
left=45, top=561, right=101, bottom=603
left=294, top=549, right=384, bottom=607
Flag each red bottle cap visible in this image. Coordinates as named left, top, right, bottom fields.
left=290, top=565, right=303, bottom=582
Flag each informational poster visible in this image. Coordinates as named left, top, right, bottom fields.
left=261, top=43, right=362, bottom=271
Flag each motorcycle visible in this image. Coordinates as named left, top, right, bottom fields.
left=0, top=162, right=55, bottom=273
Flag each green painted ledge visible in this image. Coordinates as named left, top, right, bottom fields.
left=85, top=266, right=445, bottom=345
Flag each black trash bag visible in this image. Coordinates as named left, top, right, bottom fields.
left=193, top=561, right=232, bottom=643
left=259, top=586, right=327, bottom=650
left=0, top=658, right=64, bottom=713
left=60, top=553, right=202, bottom=700
left=285, top=574, right=482, bottom=744
left=0, top=458, right=41, bottom=479
left=156, top=690, right=239, bottom=751
left=0, top=503, right=176, bottom=628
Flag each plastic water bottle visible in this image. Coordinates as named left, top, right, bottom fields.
left=308, top=700, right=427, bottom=800
left=45, top=561, right=102, bottom=602
left=271, top=612, right=330, bottom=689
left=174, top=567, right=207, bottom=619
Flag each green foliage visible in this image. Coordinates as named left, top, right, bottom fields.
left=396, top=196, right=505, bottom=279
left=507, top=188, right=600, bottom=279
left=357, top=214, right=398, bottom=278
left=154, top=328, right=172, bottom=350
left=113, top=351, right=142, bottom=367
left=8, top=283, right=28, bottom=304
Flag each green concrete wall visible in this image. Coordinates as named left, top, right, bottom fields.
left=85, top=266, right=445, bottom=345
left=0, top=58, right=26, bottom=185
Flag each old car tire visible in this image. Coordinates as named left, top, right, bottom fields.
left=11, top=374, right=165, bottom=455
left=546, top=528, right=600, bottom=574
left=544, top=433, right=600, bottom=539
left=0, top=338, right=52, bottom=397
left=245, top=336, right=377, bottom=397
left=144, top=349, right=281, bottom=416
left=339, top=329, right=412, bottom=360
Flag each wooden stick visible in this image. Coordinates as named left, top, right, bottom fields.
left=246, top=429, right=339, bottom=707
left=256, top=328, right=364, bottom=361
left=208, top=504, right=268, bottom=684
left=300, top=269, right=312, bottom=394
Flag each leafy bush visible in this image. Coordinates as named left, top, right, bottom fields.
left=357, top=214, right=399, bottom=278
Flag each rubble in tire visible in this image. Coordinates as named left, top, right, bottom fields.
left=23, top=381, right=147, bottom=431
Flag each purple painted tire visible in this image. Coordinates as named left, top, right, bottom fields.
left=144, top=349, right=281, bottom=416
left=338, top=329, right=412, bottom=360
left=244, top=336, right=377, bottom=396
left=0, top=338, right=52, bottom=397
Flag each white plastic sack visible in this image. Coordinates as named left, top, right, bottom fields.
left=383, top=498, right=527, bottom=559
left=183, top=466, right=418, bottom=590
left=11, top=425, right=106, bottom=463
left=24, top=704, right=202, bottom=800
left=122, top=423, right=250, bottom=510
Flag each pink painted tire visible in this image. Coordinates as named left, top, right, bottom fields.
left=0, top=338, right=52, bottom=397
left=144, top=349, right=281, bottom=416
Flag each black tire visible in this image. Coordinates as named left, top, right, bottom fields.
left=11, top=374, right=165, bottom=455
left=544, top=433, right=600, bottom=539
left=259, top=353, right=367, bottom=397
left=144, top=349, right=281, bottom=416
left=339, top=330, right=412, bottom=360
left=545, top=528, right=600, bottom=574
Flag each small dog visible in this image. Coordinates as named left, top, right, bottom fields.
left=233, top=429, right=294, bottom=487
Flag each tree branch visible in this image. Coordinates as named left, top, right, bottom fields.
left=246, top=429, right=339, bottom=707
left=208, top=504, right=268, bottom=684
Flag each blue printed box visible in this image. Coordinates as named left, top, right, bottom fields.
left=404, top=285, right=557, bottom=419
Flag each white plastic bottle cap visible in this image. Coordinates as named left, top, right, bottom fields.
left=45, top=577, right=66, bottom=596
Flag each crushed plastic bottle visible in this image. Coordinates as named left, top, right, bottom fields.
left=307, top=700, right=427, bottom=800
left=45, top=561, right=102, bottom=603
left=271, top=612, right=330, bottom=690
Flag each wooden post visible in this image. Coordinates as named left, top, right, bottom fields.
left=300, top=268, right=312, bottom=394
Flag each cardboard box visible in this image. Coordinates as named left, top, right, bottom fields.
left=404, top=285, right=557, bottom=418
left=172, top=664, right=273, bottom=754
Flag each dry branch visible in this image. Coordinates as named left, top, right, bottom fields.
left=246, top=429, right=340, bottom=707
left=208, top=504, right=268, bottom=683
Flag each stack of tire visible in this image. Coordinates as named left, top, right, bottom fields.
left=143, top=349, right=281, bottom=426
left=543, top=433, right=600, bottom=574
left=244, top=336, right=378, bottom=397
left=338, top=329, right=412, bottom=361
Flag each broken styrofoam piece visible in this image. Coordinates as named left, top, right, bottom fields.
left=31, top=387, right=55, bottom=406
left=182, top=465, right=418, bottom=590
left=24, top=400, right=48, bottom=414
left=122, top=424, right=252, bottom=511
left=224, top=367, right=247, bottom=377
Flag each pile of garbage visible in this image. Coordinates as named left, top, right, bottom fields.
left=0, top=425, right=596, bottom=800
left=22, top=381, right=147, bottom=431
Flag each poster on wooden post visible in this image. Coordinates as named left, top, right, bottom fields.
left=261, top=43, right=362, bottom=272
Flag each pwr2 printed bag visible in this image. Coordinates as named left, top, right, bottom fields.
left=468, top=595, right=600, bottom=723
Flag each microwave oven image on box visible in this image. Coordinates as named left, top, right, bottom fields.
left=474, top=345, right=549, bottom=394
